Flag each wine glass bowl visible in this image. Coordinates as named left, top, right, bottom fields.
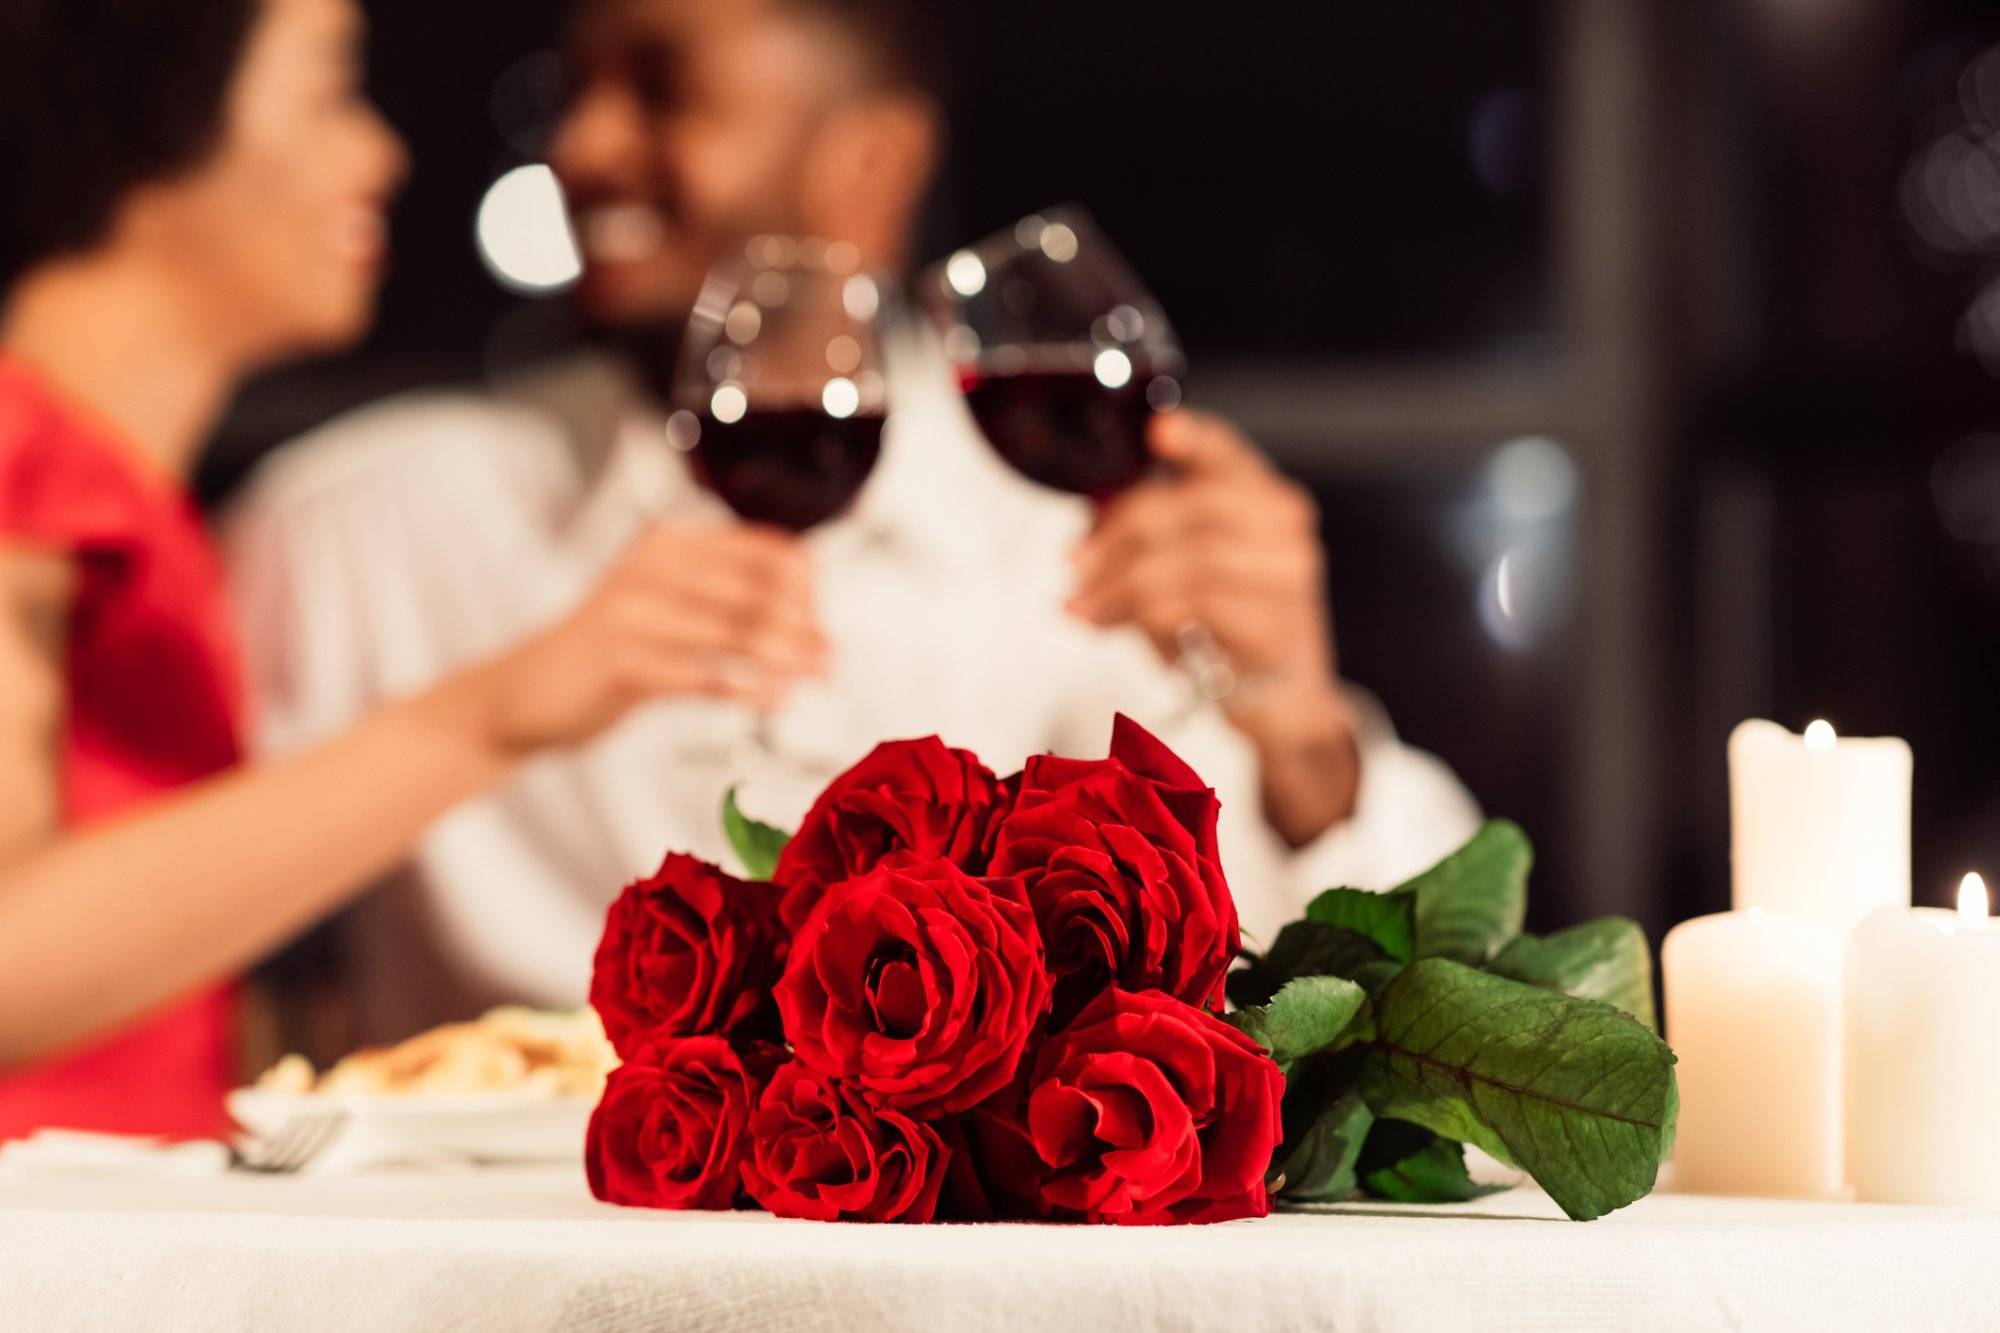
left=669, top=240, right=889, bottom=534
left=922, top=208, right=1185, bottom=503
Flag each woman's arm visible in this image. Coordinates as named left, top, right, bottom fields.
left=0, top=522, right=827, bottom=1070
left=0, top=675, right=509, bottom=1067
left=0, top=552, right=65, bottom=866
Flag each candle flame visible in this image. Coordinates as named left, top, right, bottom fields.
left=1959, top=873, right=1989, bottom=926
left=1803, top=719, right=1837, bottom=752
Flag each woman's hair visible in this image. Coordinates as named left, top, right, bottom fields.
left=0, top=0, right=258, bottom=295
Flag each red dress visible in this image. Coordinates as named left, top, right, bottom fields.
left=0, top=356, right=239, bottom=1139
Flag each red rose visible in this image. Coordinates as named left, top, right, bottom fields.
left=742, top=1063, right=949, bottom=1223
left=585, top=1037, right=780, bottom=1211
left=777, top=856, right=1050, bottom=1118
left=775, top=737, right=1005, bottom=930
left=976, top=988, right=1284, bottom=1225
left=590, top=853, right=785, bottom=1058
left=989, top=716, right=1238, bottom=1021
left=1017, top=715, right=1225, bottom=859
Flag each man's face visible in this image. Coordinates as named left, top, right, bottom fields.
left=550, top=0, right=837, bottom=330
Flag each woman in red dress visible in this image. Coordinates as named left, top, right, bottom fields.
left=0, top=0, right=792, bottom=1138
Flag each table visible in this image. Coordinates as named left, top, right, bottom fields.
left=2, top=1167, right=1996, bottom=1331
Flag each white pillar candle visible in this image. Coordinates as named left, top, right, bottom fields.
left=1729, top=719, right=1912, bottom=935
left=1846, top=875, right=2000, bottom=1204
left=1662, top=910, right=1845, bottom=1198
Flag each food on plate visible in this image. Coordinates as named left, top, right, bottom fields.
left=253, top=1007, right=617, bottom=1097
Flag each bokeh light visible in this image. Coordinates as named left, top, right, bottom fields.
left=825, top=335, right=862, bottom=373
left=474, top=164, right=580, bottom=294
left=945, top=251, right=988, bottom=297
left=1488, top=436, right=1580, bottom=523
left=1901, top=130, right=2000, bottom=256
left=1092, top=348, right=1133, bottom=390
left=1479, top=547, right=1528, bottom=650
left=822, top=377, right=861, bottom=419
left=710, top=383, right=749, bottom=424
left=843, top=276, right=882, bottom=322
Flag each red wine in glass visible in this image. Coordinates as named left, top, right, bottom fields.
left=957, top=358, right=1164, bottom=503
left=925, top=210, right=1184, bottom=504
left=690, top=407, right=885, bottom=533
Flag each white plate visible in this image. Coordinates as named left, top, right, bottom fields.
left=227, top=1089, right=594, bottom=1166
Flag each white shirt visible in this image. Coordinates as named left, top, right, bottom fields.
left=224, top=331, right=1480, bottom=1041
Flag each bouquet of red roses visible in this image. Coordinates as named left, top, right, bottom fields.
left=586, top=716, right=1678, bottom=1225
left=586, top=716, right=1284, bottom=1224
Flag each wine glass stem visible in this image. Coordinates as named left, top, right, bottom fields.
left=1175, top=620, right=1240, bottom=704
left=726, top=709, right=777, bottom=775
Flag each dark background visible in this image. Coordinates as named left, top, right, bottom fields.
left=202, top=0, right=2000, bottom=950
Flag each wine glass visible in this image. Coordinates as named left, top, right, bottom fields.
left=920, top=207, right=1241, bottom=704
left=666, top=236, right=890, bottom=766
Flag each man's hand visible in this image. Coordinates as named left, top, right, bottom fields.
left=432, top=522, right=829, bottom=760
left=1067, top=409, right=1360, bottom=846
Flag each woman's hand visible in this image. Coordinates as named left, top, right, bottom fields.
left=424, top=522, right=829, bottom=760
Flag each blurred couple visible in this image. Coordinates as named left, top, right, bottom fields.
left=0, top=0, right=1475, bottom=1139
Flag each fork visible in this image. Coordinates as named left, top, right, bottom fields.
left=233, top=1110, right=349, bottom=1174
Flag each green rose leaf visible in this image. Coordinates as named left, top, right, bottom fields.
left=721, top=787, right=792, bottom=881
left=1357, top=1118, right=1506, bottom=1204
left=1359, top=958, right=1677, bottom=1221
left=1304, top=887, right=1416, bottom=964
left=1488, top=917, right=1658, bottom=1032
left=1228, top=975, right=1371, bottom=1070
left=1342, top=956, right=1406, bottom=997
left=1226, top=921, right=1393, bottom=1009
left=1271, top=1054, right=1373, bottom=1204
left=1405, top=820, right=1531, bottom=966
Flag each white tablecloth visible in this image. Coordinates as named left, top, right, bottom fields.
left=2, top=1166, right=1996, bottom=1331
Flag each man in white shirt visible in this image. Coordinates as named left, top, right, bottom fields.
left=226, top=0, right=1479, bottom=1042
